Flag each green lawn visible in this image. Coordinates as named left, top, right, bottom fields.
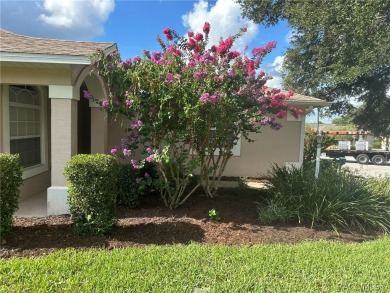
left=1, top=238, right=389, bottom=292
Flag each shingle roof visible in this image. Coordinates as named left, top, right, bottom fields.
left=288, top=92, right=330, bottom=105
left=0, top=29, right=116, bottom=57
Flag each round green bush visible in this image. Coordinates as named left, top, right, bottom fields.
left=64, top=154, right=119, bottom=235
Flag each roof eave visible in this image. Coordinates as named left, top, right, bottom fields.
left=286, top=100, right=333, bottom=108
left=0, top=42, right=118, bottom=65
left=0, top=52, right=91, bottom=65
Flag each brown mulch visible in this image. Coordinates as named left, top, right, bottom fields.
left=0, top=188, right=383, bottom=259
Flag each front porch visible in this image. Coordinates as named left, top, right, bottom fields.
left=14, top=192, right=47, bottom=217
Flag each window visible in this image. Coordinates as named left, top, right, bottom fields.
left=8, top=85, right=46, bottom=171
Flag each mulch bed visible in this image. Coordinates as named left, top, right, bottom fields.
left=0, top=188, right=383, bottom=259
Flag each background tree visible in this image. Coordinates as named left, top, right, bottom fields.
left=237, top=0, right=390, bottom=135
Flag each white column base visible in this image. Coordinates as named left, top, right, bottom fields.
left=47, top=186, right=70, bottom=215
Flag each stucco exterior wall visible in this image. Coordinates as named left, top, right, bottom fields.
left=0, top=63, right=71, bottom=85
left=107, top=114, right=129, bottom=152
left=19, top=171, right=51, bottom=201
left=223, top=120, right=302, bottom=177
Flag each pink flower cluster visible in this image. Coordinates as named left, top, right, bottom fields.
left=131, top=120, right=143, bottom=129
left=102, top=100, right=109, bottom=107
left=83, top=90, right=92, bottom=100
left=199, top=93, right=219, bottom=104
left=166, top=45, right=181, bottom=57
left=118, top=58, right=133, bottom=70
left=131, top=159, right=140, bottom=169
left=126, top=99, right=133, bottom=107
left=162, top=28, right=173, bottom=41
left=146, top=154, right=155, bottom=162
left=217, top=37, right=233, bottom=54
left=193, top=70, right=208, bottom=79
left=203, top=22, right=210, bottom=34
left=270, top=93, right=287, bottom=108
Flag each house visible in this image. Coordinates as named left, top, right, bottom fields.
left=0, top=29, right=330, bottom=216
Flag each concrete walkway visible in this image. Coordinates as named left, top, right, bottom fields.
left=14, top=192, right=47, bottom=217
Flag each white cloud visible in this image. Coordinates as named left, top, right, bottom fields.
left=272, top=55, right=285, bottom=73
left=182, top=0, right=258, bottom=51
left=260, top=55, right=285, bottom=89
left=39, top=0, right=115, bottom=36
left=0, top=0, right=114, bottom=40
left=265, top=75, right=283, bottom=89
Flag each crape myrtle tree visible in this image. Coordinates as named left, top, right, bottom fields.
left=237, top=0, right=390, bottom=136
left=86, top=22, right=302, bottom=209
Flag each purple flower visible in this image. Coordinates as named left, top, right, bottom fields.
left=131, top=120, right=143, bottom=129
left=83, top=90, right=92, bottom=100
left=193, top=70, right=208, bottom=79
left=136, top=177, right=142, bottom=184
left=126, top=99, right=133, bottom=107
left=110, top=147, right=118, bottom=155
left=131, top=159, right=140, bottom=169
left=199, top=93, right=210, bottom=103
left=122, top=149, right=131, bottom=156
left=102, top=100, right=109, bottom=107
left=187, top=60, right=196, bottom=68
left=146, top=147, right=152, bottom=154
left=228, top=70, right=235, bottom=78
left=144, top=172, right=150, bottom=178
left=165, top=73, right=174, bottom=83
left=151, top=52, right=162, bottom=63
left=260, top=116, right=272, bottom=126
left=146, top=154, right=155, bottom=163
left=199, top=93, right=219, bottom=104
left=133, top=56, right=141, bottom=63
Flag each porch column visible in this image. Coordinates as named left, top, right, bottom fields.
left=47, top=85, right=78, bottom=215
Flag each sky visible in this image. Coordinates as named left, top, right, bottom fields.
left=0, top=0, right=324, bottom=122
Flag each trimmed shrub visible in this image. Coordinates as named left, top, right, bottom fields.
left=0, top=153, right=23, bottom=240
left=259, top=164, right=390, bottom=233
left=64, top=154, right=119, bottom=235
left=117, top=162, right=159, bottom=208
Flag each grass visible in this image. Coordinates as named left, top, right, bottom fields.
left=1, top=238, right=389, bottom=292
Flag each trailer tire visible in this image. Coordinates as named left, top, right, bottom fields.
left=371, top=155, right=386, bottom=165
left=356, top=154, right=370, bottom=164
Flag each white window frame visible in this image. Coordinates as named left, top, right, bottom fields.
left=2, top=85, right=49, bottom=179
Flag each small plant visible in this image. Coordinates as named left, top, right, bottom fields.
left=208, top=209, right=221, bottom=222
left=64, top=154, right=119, bottom=235
left=0, top=153, right=23, bottom=241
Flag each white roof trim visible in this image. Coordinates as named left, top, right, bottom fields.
left=0, top=52, right=91, bottom=65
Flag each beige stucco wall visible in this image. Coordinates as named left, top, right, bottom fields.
left=0, top=63, right=72, bottom=86
left=223, top=120, right=302, bottom=177
left=19, top=171, right=51, bottom=201
left=107, top=114, right=129, bottom=152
